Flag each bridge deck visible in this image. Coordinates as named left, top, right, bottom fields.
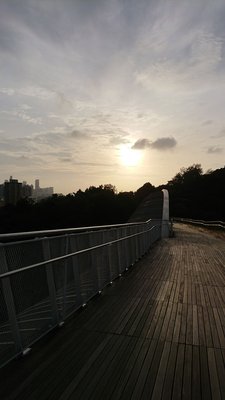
left=0, top=223, right=225, bottom=399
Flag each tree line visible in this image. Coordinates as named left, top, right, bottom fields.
left=0, top=164, right=224, bottom=233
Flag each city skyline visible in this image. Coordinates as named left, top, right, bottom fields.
left=1, top=0, right=225, bottom=194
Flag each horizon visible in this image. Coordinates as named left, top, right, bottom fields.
left=1, top=162, right=224, bottom=196
left=1, top=0, right=225, bottom=194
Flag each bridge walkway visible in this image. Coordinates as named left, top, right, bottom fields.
left=0, top=223, right=225, bottom=399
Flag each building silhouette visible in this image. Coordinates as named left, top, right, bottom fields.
left=1, top=177, right=54, bottom=205
left=4, top=177, right=22, bottom=205
left=32, top=179, right=54, bottom=201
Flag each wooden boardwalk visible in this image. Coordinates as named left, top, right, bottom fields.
left=0, top=223, right=225, bottom=399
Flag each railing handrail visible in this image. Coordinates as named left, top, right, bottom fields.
left=0, top=218, right=160, bottom=243
left=0, top=224, right=158, bottom=280
left=174, top=217, right=225, bottom=229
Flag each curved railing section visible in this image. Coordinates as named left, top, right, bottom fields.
left=0, top=219, right=161, bottom=368
left=173, top=217, right=225, bottom=229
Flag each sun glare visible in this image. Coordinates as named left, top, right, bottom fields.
left=120, top=146, right=142, bottom=167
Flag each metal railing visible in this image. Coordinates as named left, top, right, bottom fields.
left=0, top=219, right=162, bottom=368
left=174, top=217, right=225, bottom=229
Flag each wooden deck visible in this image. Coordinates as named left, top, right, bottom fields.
left=0, top=223, right=225, bottom=399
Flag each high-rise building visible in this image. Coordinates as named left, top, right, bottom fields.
left=4, top=177, right=22, bottom=205
left=21, top=182, right=33, bottom=199
left=1, top=177, right=53, bottom=205
left=35, top=179, right=40, bottom=190
left=32, top=179, right=54, bottom=201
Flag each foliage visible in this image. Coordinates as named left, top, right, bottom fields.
left=167, top=165, right=225, bottom=220
left=0, top=164, right=225, bottom=233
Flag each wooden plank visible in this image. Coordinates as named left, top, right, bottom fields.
left=212, top=307, right=225, bottom=349
left=186, top=304, right=193, bottom=345
left=132, top=301, right=155, bottom=338
left=91, top=336, right=138, bottom=400
left=214, top=348, right=225, bottom=400
left=151, top=341, right=171, bottom=400
left=208, top=348, right=222, bottom=400
left=183, top=278, right=188, bottom=304
left=208, top=307, right=221, bottom=348
left=199, top=346, right=212, bottom=400
left=192, top=345, right=201, bottom=400
left=128, top=339, right=158, bottom=400
left=110, top=338, right=145, bottom=400
left=199, top=284, right=206, bottom=307
left=202, top=306, right=213, bottom=348
left=125, top=297, right=152, bottom=336
left=166, top=302, right=178, bottom=341
left=198, top=305, right=206, bottom=346
left=140, top=340, right=164, bottom=400
left=153, top=301, right=169, bottom=340
left=145, top=301, right=164, bottom=339
left=191, top=282, right=197, bottom=306
left=120, top=339, right=152, bottom=400
left=182, top=345, right=192, bottom=400
left=159, top=302, right=173, bottom=341
left=70, top=334, right=127, bottom=400
left=57, top=333, right=113, bottom=400
left=173, top=302, right=182, bottom=343
left=193, top=305, right=199, bottom=346
left=179, top=302, right=188, bottom=344
left=172, top=343, right=185, bottom=400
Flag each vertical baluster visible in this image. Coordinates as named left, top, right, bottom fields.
left=0, top=245, right=23, bottom=354
left=42, top=239, right=60, bottom=326
left=89, top=232, right=99, bottom=294
left=62, top=235, right=69, bottom=321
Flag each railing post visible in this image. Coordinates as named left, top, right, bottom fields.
left=69, top=235, right=82, bottom=307
left=89, top=233, right=100, bottom=293
left=62, top=235, right=69, bottom=320
left=42, top=239, right=60, bottom=326
left=116, top=229, right=122, bottom=276
left=0, top=245, right=23, bottom=354
left=107, top=243, right=113, bottom=284
left=72, top=255, right=83, bottom=307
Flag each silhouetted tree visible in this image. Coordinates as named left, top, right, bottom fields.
left=0, top=165, right=225, bottom=233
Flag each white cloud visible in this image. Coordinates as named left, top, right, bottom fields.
left=0, top=0, right=225, bottom=192
left=1, top=110, right=42, bottom=125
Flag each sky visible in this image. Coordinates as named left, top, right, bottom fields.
left=0, top=0, right=225, bottom=194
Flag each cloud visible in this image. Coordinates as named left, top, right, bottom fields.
left=1, top=109, right=42, bottom=125
left=202, top=120, right=213, bottom=126
left=211, top=128, right=225, bottom=138
left=132, top=138, right=151, bottom=149
left=70, top=129, right=89, bottom=139
left=60, top=158, right=72, bottom=163
left=109, top=134, right=130, bottom=146
left=218, top=128, right=225, bottom=137
left=0, top=88, right=15, bottom=96
left=0, top=86, right=54, bottom=100
left=207, top=146, right=223, bottom=154
left=135, top=26, right=224, bottom=94
left=132, top=137, right=177, bottom=150
left=151, top=137, right=177, bottom=150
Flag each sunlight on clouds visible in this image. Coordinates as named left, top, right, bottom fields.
left=0, top=0, right=225, bottom=192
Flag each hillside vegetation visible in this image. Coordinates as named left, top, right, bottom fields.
left=0, top=165, right=224, bottom=233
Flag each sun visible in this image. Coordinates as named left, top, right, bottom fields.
left=120, top=146, right=142, bottom=167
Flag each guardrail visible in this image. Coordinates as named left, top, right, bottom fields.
left=173, top=218, right=225, bottom=229
left=0, top=219, right=163, bottom=368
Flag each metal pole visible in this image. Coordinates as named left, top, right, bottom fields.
left=62, top=235, right=69, bottom=320
left=42, top=239, right=60, bottom=326
left=0, top=245, right=23, bottom=354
